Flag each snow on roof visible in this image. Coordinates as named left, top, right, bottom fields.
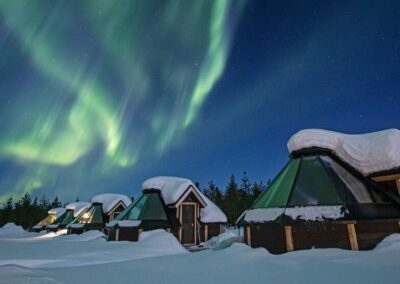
left=143, top=176, right=193, bottom=205
left=242, top=206, right=346, bottom=222
left=287, top=128, right=400, bottom=175
left=198, top=191, right=227, bottom=223
left=143, top=176, right=227, bottom=223
left=47, top=208, right=66, bottom=218
left=90, top=193, right=131, bottom=214
left=106, top=220, right=142, bottom=228
left=66, top=202, right=91, bottom=217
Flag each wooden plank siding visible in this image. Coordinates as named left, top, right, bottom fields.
left=355, top=221, right=400, bottom=250
left=291, top=223, right=351, bottom=251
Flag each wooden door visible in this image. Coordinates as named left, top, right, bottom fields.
left=181, top=204, right=195, bottom=244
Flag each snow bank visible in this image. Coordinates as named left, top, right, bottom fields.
left=47, top=208, right=66, bottom=218
left=143, top=176, right=227, bottom=223
left=35, top=229, right=68, bottom=239
left=242, top=206, right=346, bottom=222
left=204, top=231, right=241, bottom=250
left=65, top=202, right=91, bottom=217
left=287, top=128, right=400, bottom=175
left=0, top=223, right=26, bottom=235
left=59, top=230, right=106, bottom=242
left=374, top=234, right=400, bottom=250
left=91, top=193, right=131, bottom=213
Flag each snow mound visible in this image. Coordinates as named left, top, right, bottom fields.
left=204, top=231, right=242, bottom=250
left=143, top=176, right=227, bottom=223
left=65, top=202, right=91, bottom=217
left=91, top=193, right=131, bottom=213
left=35, top=229, right=68, bottom=239
left=374, top=234, right=400, bottom=250
left=138, top=229, right=188, bottom=254
left=47, top=208, right=66, bottom=218
left=287, top=128, right=400, bottom=175
left=60, top=230, right=106, bottom=242
left=0, top=223, right=26, bottom=235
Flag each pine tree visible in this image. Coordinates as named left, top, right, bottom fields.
left=223, top=175, right=239, bottom=225
left=51, top=196, right=61, bottom=208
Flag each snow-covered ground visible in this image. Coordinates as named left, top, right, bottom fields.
left=0, top=224, right=399, bottom=284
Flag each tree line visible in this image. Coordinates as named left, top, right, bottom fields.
left=200, top=172, right=270, bottom=225
left=0, top=194, right=64, bottom=229
left=0, top=172, right=269, bottom=228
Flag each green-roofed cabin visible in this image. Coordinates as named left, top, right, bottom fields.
left=31, top=208, right=66, bottom=232
left=237, top=150, right=400, bottom=254
left=107, top=189, right=172, bottom=242
left=107, top=176, right=227, bottom=246
left=67, top=194, right=131, bottom=235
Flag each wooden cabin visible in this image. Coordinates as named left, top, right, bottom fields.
left=107, top=176, right=227, bottom=246
left=67, top=194, right=131, bottom=235
left=237, top=129, right=400, bottom=254
left=47, top=202, right=90, bottom=232
left=31, top=208, right=66, bottom=232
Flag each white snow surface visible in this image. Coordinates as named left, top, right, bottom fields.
left=1, top=230, right=400, bottom=284
left=242, top=208, right=285, bottom=222
left=143, top=176, right=227, bottom=223
left=106, top=220, right=142, bottom=228
left=285, top=206, right=346, bottom=221
left=243, top=206, right=345, bottom=222
left=65, top=202, right=91, bottom=217
left=0, top=223, right=27, bottom=236
left=47, top=208, right=66, bottom=218
left=90, top=193, right=131, bottom=213
left=287, top=128, right=400, bottom=175
left=143, top=176, right=193, bottom=205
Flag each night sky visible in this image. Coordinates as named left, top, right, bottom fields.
left=0, top=1, right=399, bottom=202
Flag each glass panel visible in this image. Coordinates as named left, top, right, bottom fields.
left=288, top=156, right=343, bottom=206
left=124, top=195, right=149, bottom=220
left=59, top=211, right=74, bottom=225
left=76, top=205, right=103, bottom=224
left=320, top=156, right=373, bottom=203
left=143, top=193, right=168, bottom=220
left=252, top=159, right=300, bottom=208
left=37, top=215, right=52, bottom=226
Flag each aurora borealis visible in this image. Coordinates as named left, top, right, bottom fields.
left=1, top=1, right=400, bottom=202
left=0, top=1, right=243, bottom=201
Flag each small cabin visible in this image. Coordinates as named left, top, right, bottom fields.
left=107, top=176, right=227, bottom=246
left=47, top=202, right=91, bottom=232
left=237, top=129, right=400, bottom=254
left=31, top=207, right=66, bottom=232
left=67, top=194, right=131, bottom=234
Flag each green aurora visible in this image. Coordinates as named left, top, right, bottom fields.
left=0, top=1, right=244, bottom=201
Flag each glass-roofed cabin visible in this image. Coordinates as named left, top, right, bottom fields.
left=67, top=194, right=131, bottom=235
left=107, top=176, right=227, bottom=246
left=31, top=208, right=66, bottom=232
left=238, top=129, right=400, bottom=254
left=47, top=202, right=91, bottom=232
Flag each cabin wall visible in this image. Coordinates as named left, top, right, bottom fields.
left=245, top=220, right=400, bottom=253
left=356, top=220, right=400, bottom=249
left=108, top=227, right=139, bottom=241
